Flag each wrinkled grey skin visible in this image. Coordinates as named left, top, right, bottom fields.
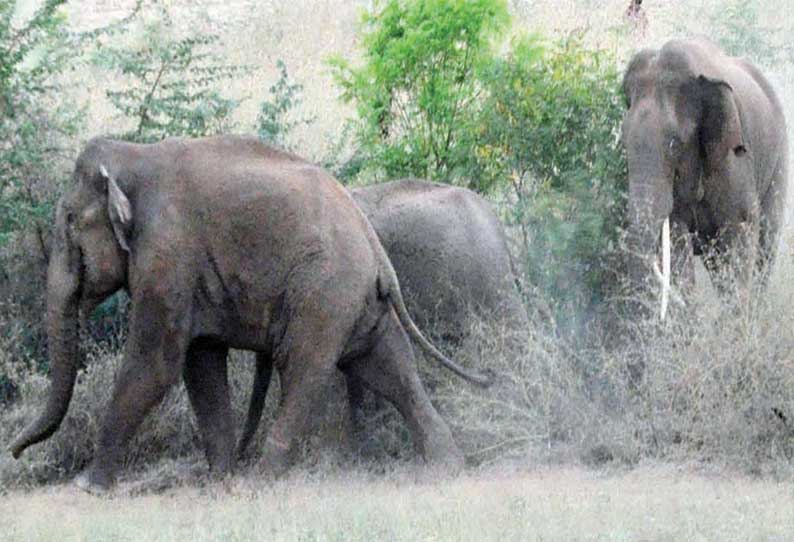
left=237, top=179, right=528, bottom=457
left=622, top=38, right=788, bottom=303
left=9, top=136, right=490, bottom=493
left=353, top=180, right=529, bottom=336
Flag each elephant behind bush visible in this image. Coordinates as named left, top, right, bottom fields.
left=621, top=37, right=788, bottom=311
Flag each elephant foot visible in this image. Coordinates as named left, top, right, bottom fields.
left=421, top=431, right=464, bottom=476
left=258, top=437, right=294, bottom=478
left=353, top=434, right=383, bottom=460
left=74, top=471, right=113, bottom=496
left=206, top=451, right=235, bottom=478
left=423, top=447, right=464, bottom=477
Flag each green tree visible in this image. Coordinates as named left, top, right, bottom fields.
left=0, top=0, right=86, bottom=401
left=330, top=0, right=509, bottom=182
left=474, top=35, right=627, bottom=325
left=255, top=59, right=314, bottom=150
left=93, top=9, right=248, bottom=143
left=0, top=0, right=80, bottom=253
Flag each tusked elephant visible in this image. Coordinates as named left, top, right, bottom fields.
left=622, top=37, right=788, bottom=314
left=237, top=179, right=528, bottom=457
left=9, top=136, right=490, bottom=493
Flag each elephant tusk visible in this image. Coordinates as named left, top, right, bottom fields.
left=660, top=217, right=671, bottom=321
left=652, top=261, right=686, bottom=308
left=651, top=218, right=686, bottom=314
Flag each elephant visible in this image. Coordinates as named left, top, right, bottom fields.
left=9, top=135, right=490, bottom=493
left=237, top=179, right=529, bottom=457
left=622, top=37, right=788, bottom=315
left=351, top=180, right=529, bottom=338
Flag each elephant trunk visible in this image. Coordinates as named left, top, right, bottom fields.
left=10, top=247, right=81, bottom=459
left=626, top=176, right=673, bottom=317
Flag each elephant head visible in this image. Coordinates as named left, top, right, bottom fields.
left=621, top=45, right=748, bottom=312
left=10, top=140, right=131, bottom=458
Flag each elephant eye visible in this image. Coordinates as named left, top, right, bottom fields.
left=66, top=211, right=76, bottom=225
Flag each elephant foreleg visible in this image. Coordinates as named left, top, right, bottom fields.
left=183, top=341, right=234, bottom=475
left=671, top=222, right=695, bottom=301
left=79, top=296, right=190, bottom=492
left=703, top=220, right=758, bottom=310
left=757, top=174, right=787, bottom=287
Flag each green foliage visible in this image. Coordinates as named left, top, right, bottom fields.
left=255, top=59, right=314, bottom=150
left=329, top=1, right=626, bottom=323
left=330, top=0, right=509, bottom=182
left=93, top=9, right=248, bottom=143
left=0, top=0, right=80, bottom=250
left=471, top=35, right=627, bottom=323
left=0, top=0, right=86, bottom=402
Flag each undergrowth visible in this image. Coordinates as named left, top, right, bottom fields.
left=3, top=250, right=794, bottom=489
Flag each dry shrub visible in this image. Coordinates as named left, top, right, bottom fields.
left=426, top=254, right=794, bottom=476
left=0, top=337, right=193, bottom=488
left=4, top=255, right=794, bottom=489
left=0, top=342, right=352, bottom=489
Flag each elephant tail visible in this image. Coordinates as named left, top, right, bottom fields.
left=351, top=186, right=492, bottom=387
left=376, top=263, right=493, bottom=388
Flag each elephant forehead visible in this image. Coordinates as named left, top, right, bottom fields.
left=627, top=90, right=694, bottom=140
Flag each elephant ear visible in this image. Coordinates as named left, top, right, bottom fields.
left=100, top=164, right=133, bottom=253
left=697, top=75, right=746, bottom=176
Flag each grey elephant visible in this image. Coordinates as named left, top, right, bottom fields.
left=238, top=179, right=528, bottom=456
left=353, top=180, right=529, bottom=338
left=9, top=136, right=489, bottom=493
left=622, top=37, right=788, bottom=312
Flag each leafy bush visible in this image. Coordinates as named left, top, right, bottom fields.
left=0, top=0, right=86, bottom=399
left=329, top=0, right=509, bottom=182
left=473, top=35, right=627, bottom=327
left=0, top=0, right=79, bottom=251
left=256, top=59, right=314, bottom=150
left=330, top=1, right=626, bottom=327
left=92, top=7, right=248, bottom=143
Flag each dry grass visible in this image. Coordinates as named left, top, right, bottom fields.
left=2, top=464, right=794, bottom=541
left=6, top=267, right=794, bottom=489
left=3, top=0, right=794, bottom=516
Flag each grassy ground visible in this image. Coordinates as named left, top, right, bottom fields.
left=3, top=2, right=794, bottom=537
left=2, top=464, right=793, bottom=541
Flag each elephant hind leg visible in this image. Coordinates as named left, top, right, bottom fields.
left=237, top=350, right=274, bottom=459
left=345, top=372, right=381, bottom=457
left=258, top=307, right=355, bottom=476
left=343, top=308, right=463, bottom=472
left=183, top=340, right=234, bottom=475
